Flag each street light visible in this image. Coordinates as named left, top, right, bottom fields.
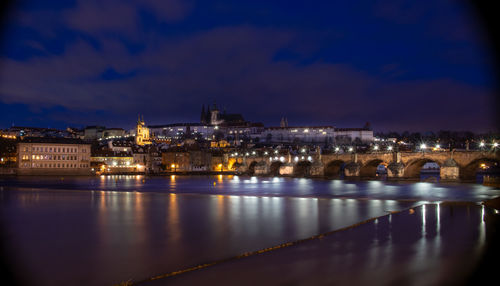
left=387, top=146, right=393, bottom=151
left=420, top=143, right=426, bottom=150
left=373, top=145, right=379, bottom=151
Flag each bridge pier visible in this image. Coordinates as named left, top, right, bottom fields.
left=440, top=158, right=460, bottom=181
left=236, top=164, right=248, bottom=173
left=387, top=152, right=405, bottom=179
left=309, top=161, right=324, bottom=177
left=344, top=162, right=361, bottom=177
left=279, top=163, right=294, bottom=176
left=254, top=161, right=269, bottom=175
left=387, top=162, right=405, bottom=179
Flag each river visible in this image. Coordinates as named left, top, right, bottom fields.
left=1, top=175, right=499, bottom=285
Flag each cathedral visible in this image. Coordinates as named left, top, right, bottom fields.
left=200, top=102, right=246, bottom=126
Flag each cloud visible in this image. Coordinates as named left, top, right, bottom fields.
left=0, top=0, right=496, bottom=131
left=139, top=0, right=194, bottom=22
left=8, top=0, right=193, bottom=41
left=64, top=0, right=193, bottom=37
left=0, top=23, right=495, bottom=131
left=65, top=1, right=139, bottom=35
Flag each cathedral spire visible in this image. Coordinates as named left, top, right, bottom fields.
left=201, top=104, right=206, bottom=123
left=280, top=116, right=289, bottom=127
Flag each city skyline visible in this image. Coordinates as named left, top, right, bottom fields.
left=2, top=2, right=500, bottom=286
left=0, top=0, right=498, bottom=132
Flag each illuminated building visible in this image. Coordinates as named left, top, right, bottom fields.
left=91, top=150, right=136, bottom=174
left=135, top=115, right=151, bottom=146
left=334, top=128, right=374, bottom=143
left=17, top=137, right=91, bottom=175
left=258, top=126, right=336, bottom=144
left=149, top=123, right=215, bottom=141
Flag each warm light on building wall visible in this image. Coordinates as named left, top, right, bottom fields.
left=135, top=115, right=151, bottom=146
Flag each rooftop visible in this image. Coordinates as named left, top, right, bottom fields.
left=19, top=137, right=88, bottom=145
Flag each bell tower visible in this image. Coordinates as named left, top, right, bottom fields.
left=210, top=101, right=220, bottom=125
left=135, top=115, right=151, bottom=145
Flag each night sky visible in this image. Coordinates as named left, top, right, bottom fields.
left=0, top=0, right=498, bottom=132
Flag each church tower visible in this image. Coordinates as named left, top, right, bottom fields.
left=200, top=105, right=206, bottom=124
left=135, top=115, right=151, bottom=146
left=210, top=101, right=220, bottom=125
left=280, top=117, right=289, bottom=127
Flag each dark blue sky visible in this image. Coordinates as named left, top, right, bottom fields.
left=0, top=0, right=497, bottom=131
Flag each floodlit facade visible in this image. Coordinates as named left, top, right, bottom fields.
left=149, top=123, right=215, bottom=141
left=135, top=115, right=151, bottom=145
left=17, top=137, right=91, bottom=175
left=258, top=126, right=336, bottom=144
left=334, top=128, right=374, bottom=143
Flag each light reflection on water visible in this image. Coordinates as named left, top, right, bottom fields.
left=4, top=175, right=499, bottom=202
left=149, top=204, right=499, bottom=286
left=0, top=176, right=499, bottom=286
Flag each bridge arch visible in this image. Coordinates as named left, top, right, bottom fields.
left=269, top=161, right=283, bottom=176
left=294, top=161, right=312, bottom=177
left=247, top=161, right=258, bottom=175
left=324, top=160, right=345, bottom=178
left=460, top=157, right=500, bottom=180
left=232, top=162, right=243, bottom=172
left=360, top=159, right=388, bottom=178
left=405, top=158, right=442, bottom=180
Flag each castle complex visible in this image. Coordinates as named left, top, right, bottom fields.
left=147, top=102, right=373, bottom=145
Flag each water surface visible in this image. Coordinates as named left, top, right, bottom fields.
left=1, top=176, right=499, bottom=285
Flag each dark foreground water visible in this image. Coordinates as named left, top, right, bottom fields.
left=1, top=175, right=500, bottom=286
left=146, top=204, right=500, bottom=286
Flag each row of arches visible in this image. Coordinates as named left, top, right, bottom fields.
left=247, top=161, right=314, bottom=177
left=324, top=158, right=499, bottom=181
left=244, top=157, right=499, bottom=181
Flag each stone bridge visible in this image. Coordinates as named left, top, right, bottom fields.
left=227, top=151, right=500, bottom=181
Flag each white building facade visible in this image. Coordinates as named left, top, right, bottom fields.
left=17, top=138, right=91, bottom=175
